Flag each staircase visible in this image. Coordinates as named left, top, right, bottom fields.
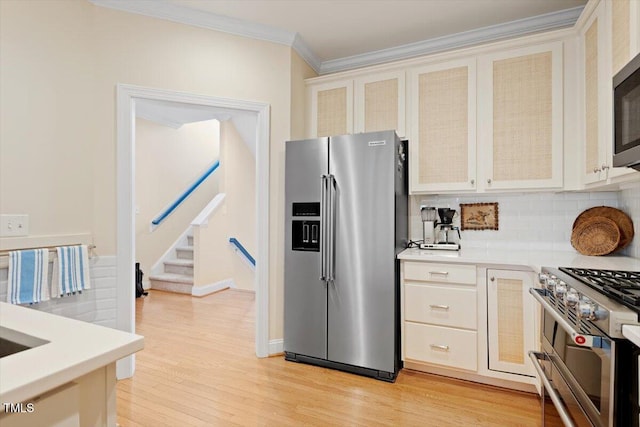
left=148, top=235, right=195, bottom=294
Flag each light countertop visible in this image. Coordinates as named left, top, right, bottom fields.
left=623, top=325, right=640, bottom=347
left=0, top=302, right=144, bottom=403
left=398, top=247, right=640, bottom=272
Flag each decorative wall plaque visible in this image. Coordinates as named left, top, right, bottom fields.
left=460, top=203, right=499, bottom=230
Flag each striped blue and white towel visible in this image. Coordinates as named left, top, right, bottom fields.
left=53, top=245, right=91, bottom=297
left=7, top=249, right=50, bottom=304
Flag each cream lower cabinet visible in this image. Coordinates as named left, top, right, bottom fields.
left=0, top=363, right=117, bottom=427
left=486, top=269, right=537, bottom=377
left=401, top=260, right=539, bottom=390
left=402, top=261, right=478, bottom=372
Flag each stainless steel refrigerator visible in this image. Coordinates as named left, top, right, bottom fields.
left=284, top=130, right=407, bottom=382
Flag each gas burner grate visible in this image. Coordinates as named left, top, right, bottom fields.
left=561, top=267, right=640, bottom=282
left=603, top=285, right=640, bottom=306
left=559, top=267, right=640, bottom=307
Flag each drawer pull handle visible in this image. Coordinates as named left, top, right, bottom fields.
left=429, top=271, right=449, bottom=277
left=429, top=304, right=450, bottom=310
left=430, top=344, right=450, bottom=352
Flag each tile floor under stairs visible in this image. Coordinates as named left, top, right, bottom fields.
left=148, top=235, right=195, bottom=294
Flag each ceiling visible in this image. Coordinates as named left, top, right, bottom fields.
left=92, top=0, right=587, bottom=73
left=135, top=98, right=258, bottom=157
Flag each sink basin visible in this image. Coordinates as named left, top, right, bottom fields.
left=0, top=327, right=48, bottom=358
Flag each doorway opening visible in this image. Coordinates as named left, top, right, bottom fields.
left=116, top=84, right=270, bottom=378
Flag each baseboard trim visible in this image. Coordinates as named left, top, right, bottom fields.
left=191, top=278, right=234, bottom=297
left=269, top=339, right=284, bottom=356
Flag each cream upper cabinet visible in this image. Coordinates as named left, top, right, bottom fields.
left=611, top=0, right=640, bottom=75
left=308, top=71, right=405, bottom=138
left=581, top=1, right=608, bottom=184
left=408, top=58, right=477, bottom=193
left=354, top=70, right=406, bottom=137
left=486, top=269, right=537, bottom=377
left=309, top=80, right=353, bottom=137
left=580, top=0, right=638, bottom=185
left=477, top=41, right=564, bottom=191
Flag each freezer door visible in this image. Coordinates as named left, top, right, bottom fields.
left=284, top=138, right=329, bottom=359
left=327, top=131, right=397, bottom=373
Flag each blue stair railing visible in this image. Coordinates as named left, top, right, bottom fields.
left=229, top=237, right=256, bottom=267
left=151, top=160, right=220, bottom=228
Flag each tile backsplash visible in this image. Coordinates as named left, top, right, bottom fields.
left=410, top=191, right=629, bottom=252
left=619, top=183, right=640, bottom=258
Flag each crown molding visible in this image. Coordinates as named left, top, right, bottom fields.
left=292, top=33, right=322, bottom=73
left=90, top=1, right=583, bottom=76
left=89, top=0, right=322, bottom=67
left=319, top=6, right=584, bottom=74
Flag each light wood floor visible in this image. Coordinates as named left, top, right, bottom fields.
left=117, top=289, right=547, bottom=426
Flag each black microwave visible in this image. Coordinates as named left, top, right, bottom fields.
left=613, top=52, right=640, bottom=170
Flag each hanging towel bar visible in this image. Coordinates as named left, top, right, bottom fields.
left=0, top=245, right=96, bottom=269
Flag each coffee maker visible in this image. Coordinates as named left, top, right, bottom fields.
left=420, top=206, right=437, bottom=244
left=419, top=207, right=461, bottom=251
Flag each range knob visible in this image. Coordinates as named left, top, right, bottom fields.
left=545, top=277, right=558, bottom=292
left=538, top=273, right=549, bottom=285
left=563, top=288, right=580, bottom=308
left=554, top=280, right=568, bottom=298
left=577, top=298, right=596, bottom=320
left=576, top=297, right=608, bottom=321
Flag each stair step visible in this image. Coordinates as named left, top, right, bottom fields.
left=149, top=273, right=193, bottom=294
left=164, top=259, right=194, bottom=275
left=176, top=246, right=194, bottom=260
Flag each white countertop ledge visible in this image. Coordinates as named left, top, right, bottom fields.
left=623, top=325, right=640, bottom=348
left=0, top=302, right=144, bottom=403
left=398, top=247, right=640, bottom=272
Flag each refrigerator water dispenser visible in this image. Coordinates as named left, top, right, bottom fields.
left=291, top=202, right=320, bottom=252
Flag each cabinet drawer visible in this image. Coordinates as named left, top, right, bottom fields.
left=404, top=262, right=476, bottom=285
left=405, top=322, right=477, bottom=371
left=404, top=284, right=477, bottom=329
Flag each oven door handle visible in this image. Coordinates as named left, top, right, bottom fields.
left=529, top=288, right=602, bottom=346
left=529, top=351, right=576, bottom=427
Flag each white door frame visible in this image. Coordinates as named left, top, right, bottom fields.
left=116, top=84, right=270, bottom=378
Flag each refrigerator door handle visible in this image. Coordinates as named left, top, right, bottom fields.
left=320, top=174, right=328, bottom=281
left=328, top=174, right=337, bottom=282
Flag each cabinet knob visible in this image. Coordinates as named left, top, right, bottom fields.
left=601, top=164, right=610, bottom=171
left=490, top=277, right=495, bottom=282
left=470, top=179, right=475, bottom=185
left=593, top=167, right=601, bottom=173
left=487, top=178, right=492, bottom=184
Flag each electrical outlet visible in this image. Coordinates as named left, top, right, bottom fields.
left=0, top=214, right=29, bottom=237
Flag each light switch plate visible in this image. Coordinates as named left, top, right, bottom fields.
left=0, top=214, right=29, bottom=237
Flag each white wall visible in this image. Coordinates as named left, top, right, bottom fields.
left=0, top=0, right=308, bottom=340
left=618, top=182, right=640, bottom=258
left=220, top=120, right=256, bottom=290
left=135, top=118, right=220, bottom=276
left=0, top=0, right=95, bottom=241
left=194, top=121, right=256, bottom=291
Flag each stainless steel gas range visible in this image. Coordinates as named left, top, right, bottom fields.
left=530, top=267, right=640, bottom=427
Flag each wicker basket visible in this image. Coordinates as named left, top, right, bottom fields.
left=571, top=216, right=621, bottom=256
left=572, top=206, right=634, bottom=251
